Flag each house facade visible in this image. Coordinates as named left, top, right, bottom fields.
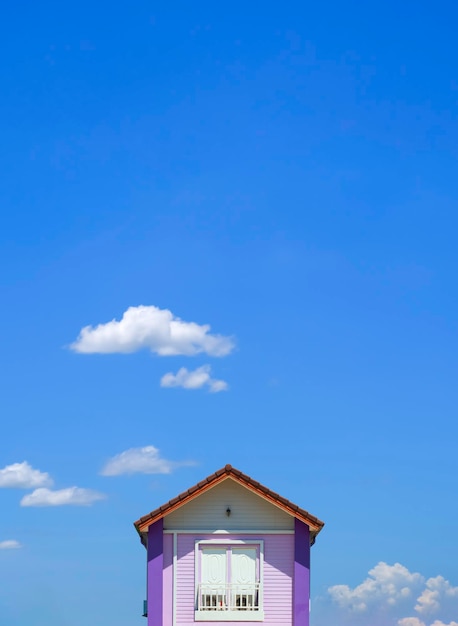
left=134, top=465, right=324, bottom=626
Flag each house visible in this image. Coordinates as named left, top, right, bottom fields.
left=133, top=464, right=324, bottom=626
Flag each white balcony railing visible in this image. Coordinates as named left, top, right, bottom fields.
left=198, top=583, right=261, bottom=611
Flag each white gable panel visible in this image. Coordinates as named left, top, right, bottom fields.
left=164, top=478, right=294, bottom=531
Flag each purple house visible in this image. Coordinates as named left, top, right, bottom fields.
left=134, top=465, right=324, bottom=626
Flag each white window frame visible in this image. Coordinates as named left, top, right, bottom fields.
left=194, top=539, right=264, bottom=622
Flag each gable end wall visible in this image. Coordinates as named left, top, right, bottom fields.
left=164, top=479, right=294, bottom=531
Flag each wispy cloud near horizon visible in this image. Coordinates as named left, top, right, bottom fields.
left=398, top=619, right=458, bottom=626
left=316, top=562, right=458, bottom=626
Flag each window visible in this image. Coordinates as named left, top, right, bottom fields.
left=195, top=541, right=264, bottom=621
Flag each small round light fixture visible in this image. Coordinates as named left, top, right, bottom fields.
left=226, top=507, right=231, bottom=517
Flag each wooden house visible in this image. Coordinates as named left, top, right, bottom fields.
left=134, top=464, right=324, bottom=626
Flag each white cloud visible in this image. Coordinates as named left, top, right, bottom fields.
left=20, top=487, right=106, bottom=507
left=316, top=562, right=458, bottom=626
left=101, top=446, right=171, bottom=476
left=0, top=540, right=22, bottom=550
left=416, top=577, right=458, bottom=615
left=0, top=462, right=53, bottom=489
left=160, top=365, right=228, bottom=393
left=100, top=445, right=195, bottom=477
left=328, top=562, right=424, bottom=612
left=70, top=305, right=234, bottom=357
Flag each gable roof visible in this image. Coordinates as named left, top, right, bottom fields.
left=134, top=464, right=325, bottom=543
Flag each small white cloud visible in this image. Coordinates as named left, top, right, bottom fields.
left=0, top=462, right=53, bottom=489
left=20, top=487, right=106, bottom=507
left=160, top=365, right=228, bottom=393
left=208, top=378, right=229, bottom=393
left=0, top=540, right=22, bottom=550
left=70, top=305, right=234, bottom=357
left=100, top=445, right=195, bottom=477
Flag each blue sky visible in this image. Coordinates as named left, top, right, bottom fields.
left=1, top=1, right=458, bottom=625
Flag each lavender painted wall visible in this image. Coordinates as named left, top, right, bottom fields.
left=293, top=519, right=310, bottom=626
left=148, top=519, right=164, bottom=626
left=163, top=533, right=173, bottom=626
left=175, top=533, right=294, bottom=626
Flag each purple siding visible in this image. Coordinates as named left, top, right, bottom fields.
left=293, top=520, right=310, bottom=626
left=147, top=519, right=164, bottom=626
left=176, top=533, right=294, bottom=626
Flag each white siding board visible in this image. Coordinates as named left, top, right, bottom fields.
left=164, top=478, right=294, bottom=531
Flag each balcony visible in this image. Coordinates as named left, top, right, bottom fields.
left=195, top=584, right=264, bottom=621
